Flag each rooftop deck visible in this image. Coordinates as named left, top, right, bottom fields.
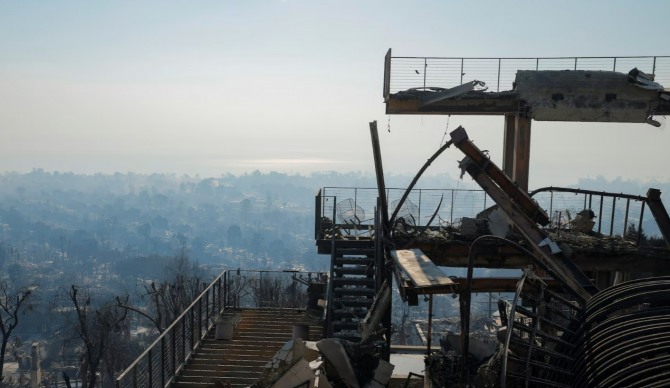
left=383, top=50, right=670, bottom=119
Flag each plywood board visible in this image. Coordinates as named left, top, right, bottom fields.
left=391, top=249, right=454, bottom=289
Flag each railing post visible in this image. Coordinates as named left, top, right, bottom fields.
left=160, top=336, right=166, bottom=388
left=198, top=298, right=203, bottom=337
left=623, top=199, right=631, bottom=237
left=225, top=270, right=230, bottom=308
left=637, top=201, right=646, bottom=246
left=653, top=56, right=657, bottom=75
left=460, top=58, right=464, bottom=84
left=171, top=324, right=176, bottom=377
left=181, top=317, right=186, bottom=364
left=147, top=349, right=153, bottom=388
left=574, top=57, right=578, bottom=70
left=190, top=308, right=194, bottom=354
left=417, top=189, right=422, bottom=226
left=423, top=58, right=427, bottom=90
left=497, top=58, right=501, bottom=92
left=613, top=57, right=617, bottom=71
left=260, top=271, right=264, bottom=308
left=610, top=197, right=616, bottom=237
left=598, top=195, right=604, bottom=234
left=221, top=271, right=228, bottom=310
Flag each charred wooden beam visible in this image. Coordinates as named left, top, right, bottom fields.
left=450, top=126, right=597, bottom=302
left=451, top=126, right=549, bottom=226
left=369, top=121, right=389, bottom=230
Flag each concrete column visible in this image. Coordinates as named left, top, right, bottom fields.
left=513, top=115, right=532, bottom=191
left=501, top=114, right=532, bottom=191
left=502, top=114, right=516, bottom=177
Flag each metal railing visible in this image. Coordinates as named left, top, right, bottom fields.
left=316, top=187, right=491, bottom=239
left=116, top=269, right=326, bottom=388
left=316, top=186, right=662, bottom=245
left=383, top=49, right=670, bottom=96
left=530, top=186, right=650, bottom=244
left=500, top=271, right=583, bottom=387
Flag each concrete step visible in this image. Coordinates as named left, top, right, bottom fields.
left=174, top=308, right=323, bottom=387
left=179, top=367, right=261, bottom=379
left=188, top=357, right=268, bottom=368
left=173, top=375, right=256, bottom=388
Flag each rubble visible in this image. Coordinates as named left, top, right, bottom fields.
left=252, top=338, right=396, bottom=388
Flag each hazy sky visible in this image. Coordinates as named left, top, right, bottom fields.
left=2, top=1, right=669, bottom=189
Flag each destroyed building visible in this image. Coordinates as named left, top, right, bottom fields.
left=115, top=52, right=670, bottom=387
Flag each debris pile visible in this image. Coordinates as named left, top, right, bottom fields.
left=252, top=338, right=394, bottom=388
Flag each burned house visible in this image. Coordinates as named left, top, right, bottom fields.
left=116, top=52, right=670, bottom=387
left=314, top=51, right=670, bottom=386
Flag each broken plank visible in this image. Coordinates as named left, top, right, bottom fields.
left=391, top=249, right=454, bottom=289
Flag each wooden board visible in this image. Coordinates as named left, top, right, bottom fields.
left=391, top=249, right=454, bottom=289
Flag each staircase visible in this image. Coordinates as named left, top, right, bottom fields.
left=328, top=241, right=378, bottom=342
left=172, top=308, right=322, bottom=388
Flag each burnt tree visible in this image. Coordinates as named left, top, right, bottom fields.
left=0, top=280, right=34, bottom=384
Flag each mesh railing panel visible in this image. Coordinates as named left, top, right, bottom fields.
left=389, top=56, right=670, bottom=93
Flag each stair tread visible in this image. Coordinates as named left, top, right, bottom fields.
left=173, top=308, right=323, bottom=386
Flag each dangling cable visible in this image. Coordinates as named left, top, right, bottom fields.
left=440, top=115, right=451, bottom=146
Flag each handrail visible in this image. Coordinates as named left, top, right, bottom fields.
left=384, top=52, right=670, bottom=96
left=116, top=269, right=326, bottom=388
left=317, top=187, right=488, bottom=235
left=530, top=186, right=649, bottom=243
left=116, top=270, right=227, bottom=388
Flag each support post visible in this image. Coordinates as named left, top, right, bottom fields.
left=370, top=121, right=390, bottom=230
left=502, top=114, right=516, bottom=177
left=513, top=115, right=532, bottom=191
